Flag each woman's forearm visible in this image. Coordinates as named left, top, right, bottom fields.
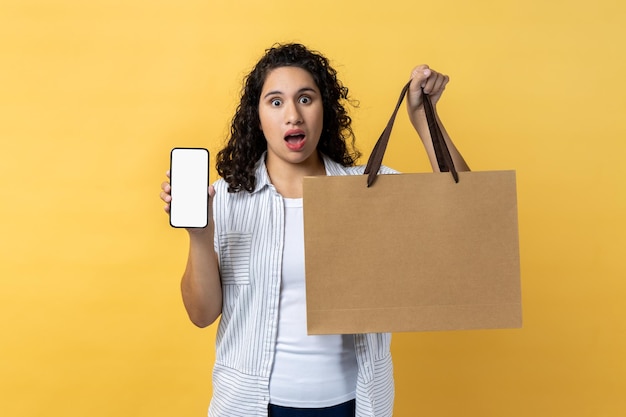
left=410, top=109, right=470, bottom=173
left=180, top=227, right=222, bottom=328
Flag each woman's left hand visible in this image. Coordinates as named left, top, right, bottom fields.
left=406, top=65, right=449, bottom=114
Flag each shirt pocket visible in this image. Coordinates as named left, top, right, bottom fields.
left=218, top=231, right=252, bottom=285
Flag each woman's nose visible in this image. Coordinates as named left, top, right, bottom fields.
left=285, top=101, right=303, bottom=124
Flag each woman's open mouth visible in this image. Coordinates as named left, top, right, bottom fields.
left=284, top=129, right=306, bottom=151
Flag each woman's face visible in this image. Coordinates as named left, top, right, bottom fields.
left=258, top=66, right=324, bottom=169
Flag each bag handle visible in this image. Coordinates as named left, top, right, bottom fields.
left=364, top=81, right=459, bottom=187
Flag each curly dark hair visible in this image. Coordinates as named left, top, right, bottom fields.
left=216, top=43, right=361, bottom=193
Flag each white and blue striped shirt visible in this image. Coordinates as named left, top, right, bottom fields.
left=209, top=154, right=396, bottom=417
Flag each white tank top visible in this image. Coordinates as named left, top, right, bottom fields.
left=268, top=198, right=357, bottom=407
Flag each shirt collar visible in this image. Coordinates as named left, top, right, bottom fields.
left=251, top=152, right=350, bottom=194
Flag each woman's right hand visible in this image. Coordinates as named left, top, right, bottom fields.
left=160, top=170, right=215, bottom=233
left=160, top=170, right=173, bottom=214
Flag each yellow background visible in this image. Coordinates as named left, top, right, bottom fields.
left=1, top=0, right=625, bottom=416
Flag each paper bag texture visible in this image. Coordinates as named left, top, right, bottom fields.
left=303, top=170, right=522, bottom=334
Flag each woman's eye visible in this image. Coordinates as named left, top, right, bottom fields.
left=271, top=99, right=281, bottom=106
left=299, top=96, right=311, bottom=104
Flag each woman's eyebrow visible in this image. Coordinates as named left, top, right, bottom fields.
left=262, top=90, right=283, bottom=99
left=262, top=87, right=318, bottom=100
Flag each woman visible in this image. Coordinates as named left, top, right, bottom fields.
left=160, top=43, right=469, bottom=417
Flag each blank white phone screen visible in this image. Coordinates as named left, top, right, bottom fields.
left=169, top=148, right=209, bottom=228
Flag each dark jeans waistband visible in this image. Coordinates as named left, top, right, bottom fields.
left=268, top=399, right=356, bottom=417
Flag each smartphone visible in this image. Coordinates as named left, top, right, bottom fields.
left=169, top=147, right=209, bottom=228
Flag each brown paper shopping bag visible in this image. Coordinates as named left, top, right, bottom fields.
left=303, top=83, right=522, bottom=334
